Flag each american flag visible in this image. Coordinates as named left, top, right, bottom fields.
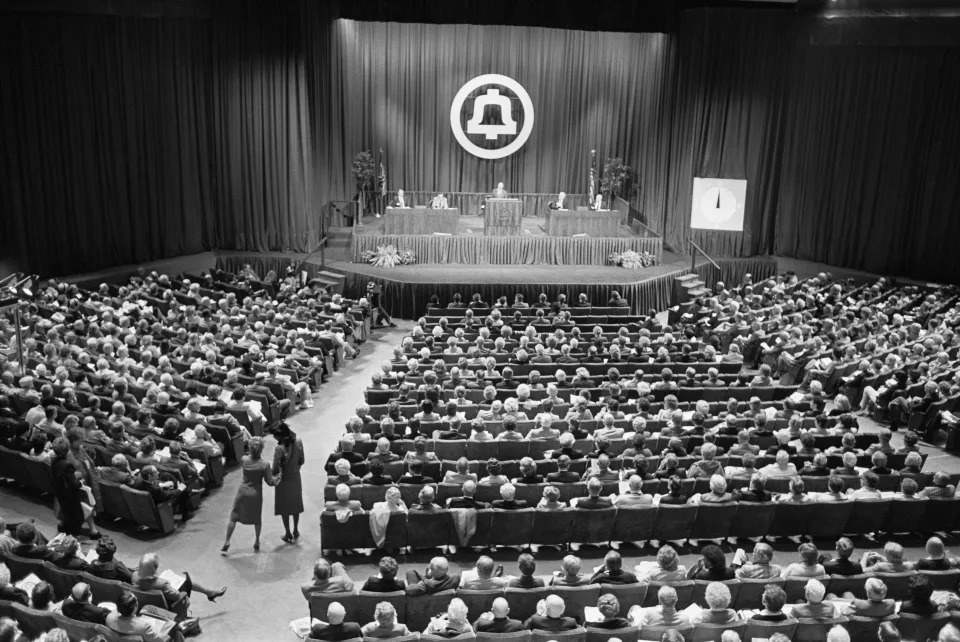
left=378, top=147, right=387, bottom=197
left=588, top=149, right=596, bottom=205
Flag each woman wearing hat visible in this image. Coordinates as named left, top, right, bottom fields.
left=273, top=423, right=305, bottom=543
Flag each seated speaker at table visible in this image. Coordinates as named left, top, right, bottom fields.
left=548, top=192, right=567, bottom=210
left=491, top=182, right=509, bottom=198
left=430, top=193, right=449, bottom=209
left=393, top=188, right=411, bottom=208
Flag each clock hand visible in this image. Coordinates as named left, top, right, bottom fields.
left=716, top=191, right=722, bottom=210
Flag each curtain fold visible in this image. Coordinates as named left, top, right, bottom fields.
left=3, top=5, right=960, bottom=284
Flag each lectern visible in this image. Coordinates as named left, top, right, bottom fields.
left=484, top=198, right=523, bottom=236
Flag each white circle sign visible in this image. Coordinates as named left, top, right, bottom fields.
left=450, top=74, right=534, bottom=160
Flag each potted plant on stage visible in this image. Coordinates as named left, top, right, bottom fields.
left=600, top=157, right=631, bottom=209
left=352, top=150, right=376, bottom=225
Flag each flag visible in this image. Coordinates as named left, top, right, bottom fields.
left=378, top=147, right=387, bottom=197
left=588, top=149, right=596, bottom=205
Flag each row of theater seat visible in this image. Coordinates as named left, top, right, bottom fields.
left=0, top=445, right=212, bottom=534
left=0, top=550, right=173, bottom=641
left=320, top=497, right=960, bottom=553
left=302, top=617, right=957, bottom=642
left=324, top=470, right=933, bottom=510
left=0, top=600, right=140, bottom=642
left=305, top=574, right=960, bottom=640
left=337, top=432, right=884, bottom=459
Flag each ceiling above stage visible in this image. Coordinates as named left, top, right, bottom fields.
left=1, top=0, right=958, bottom=31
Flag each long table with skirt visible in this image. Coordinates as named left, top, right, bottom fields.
left=383, top=207, right=459, bottom=235
left=544, top=209, right=621, bottom=236
left=351, top=234, right=662, bottom=265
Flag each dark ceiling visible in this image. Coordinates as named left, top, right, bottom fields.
left=0, top=0, right=957, bottom=32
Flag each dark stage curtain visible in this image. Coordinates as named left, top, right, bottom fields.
left=5, top=3, right=960, bottom=285
left=0, top=3, right=316, bottom=277
left=774, top=38, right=960, bottom=282
left=654, top=10, right=791, bottom=259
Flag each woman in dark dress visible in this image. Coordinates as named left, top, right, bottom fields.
left=222, top=436, right=279, bottom=554
left=51, top=437, right=101, bottom=538
left=273, top=424, right=305, bottom=543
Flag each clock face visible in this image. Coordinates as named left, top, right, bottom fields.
left=699, top=186, right=738, bottom=223
left=690, top=178, right=747, bottom=232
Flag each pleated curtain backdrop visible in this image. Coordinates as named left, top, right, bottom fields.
left=2, top=3, right=960, bottom=283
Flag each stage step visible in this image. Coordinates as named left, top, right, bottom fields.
left=688, top=287, right=711, bottom=297
left=680, top=278, right=706, bottom=290
left=675, top=273, right=700, bottom=283
left=308, top=270, right=345, bottom=293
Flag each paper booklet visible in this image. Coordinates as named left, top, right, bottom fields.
left=158, top=568, right=187, bottom=591
left=289, top=617, right=322, bottom=639
left=15, top=573, right=42, bottom=593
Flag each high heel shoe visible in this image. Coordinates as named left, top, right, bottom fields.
left=208, top=587, right=227, bottom=602
left=220, top=544, right=230, bottom=556
left=281, top=533, right=293, bottom=543
left=293, top=530, right=300, bottom=540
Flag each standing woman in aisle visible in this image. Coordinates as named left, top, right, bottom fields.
left=222, top=436, right=280, bottom=554
left=273, top=423, right=306, bottom=543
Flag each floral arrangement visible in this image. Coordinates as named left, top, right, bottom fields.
left=609, top=250, right=657, bottom=269
left=360, top=245, right=416, bottom=268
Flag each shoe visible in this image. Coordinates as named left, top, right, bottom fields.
left=388, top=322, right=397, bottom=328
left=281, top=533, right=293, bottom=543
left=220, top=544, right=230, bottom=555
left=293, top=530, right=300, bottom=540
left=208, top=587, right=227, bottom=603
left=253, top=542, right=260, bottom=551
left=88, top=531, right=103, bottom=540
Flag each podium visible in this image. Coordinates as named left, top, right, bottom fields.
left=484, top=198, right=523, bottom=236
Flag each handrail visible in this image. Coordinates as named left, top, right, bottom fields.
left=689, top=237, right=720, bottom=272
left=291, top=236, right=328, bottom=275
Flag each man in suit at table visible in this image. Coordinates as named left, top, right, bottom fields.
left=548, top=192, right=567, bottom=210
left=394, top=189, right=410, bottom=208
left=430, top=193, right=449, bottom=209
left=491, top=182, right=508, bottom=199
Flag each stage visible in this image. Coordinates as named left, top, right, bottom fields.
left=350, top=213, right=663, bottom=266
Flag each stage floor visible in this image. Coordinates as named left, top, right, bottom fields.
left=353, top=213, right=638, bottom=238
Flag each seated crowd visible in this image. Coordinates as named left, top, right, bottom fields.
left=324, top=275, right=954, bottom=527
left=0, top=266, right=370, bottom=532
left=312, top=274, right=960, bottom=641
left=0, top=518, right=225, bottom=642
left=299, top=542, right=960, bottom=642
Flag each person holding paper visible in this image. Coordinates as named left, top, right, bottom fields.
left=273, top=423, right=306, bottom=544
left=104, top=589, right=171, bottom=642
left=131, top=552, right=226, bottom=621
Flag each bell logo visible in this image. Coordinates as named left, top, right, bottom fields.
left=450, top=74, right=534, bottom=160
